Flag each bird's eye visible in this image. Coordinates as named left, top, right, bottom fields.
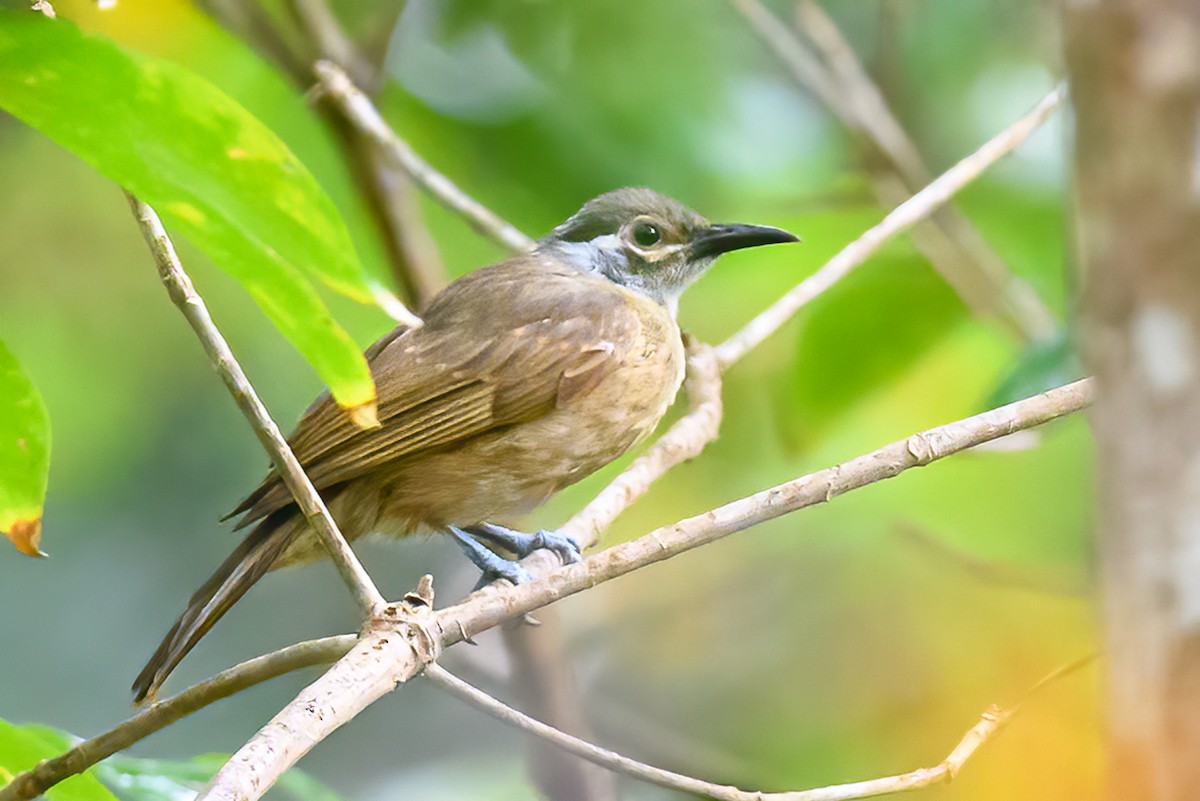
left=632, top=222, right=661, bottom=247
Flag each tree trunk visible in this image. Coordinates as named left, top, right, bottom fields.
left=1066, top=2, right=1200, bottom=798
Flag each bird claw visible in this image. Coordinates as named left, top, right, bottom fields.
left=448, top=525, right=531, bottom=587
left=470, top=560, right=531, bottom=591
left=526, top=529, right=582, bottom=564
left=470, top=522, right=582, bottom=566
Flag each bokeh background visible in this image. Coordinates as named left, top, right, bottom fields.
left=0, top=0, right=1097, bottom=798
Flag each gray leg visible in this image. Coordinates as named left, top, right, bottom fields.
left=469, top=522, right=581, bottom=566
left=447, top=525, right=530, bottom=586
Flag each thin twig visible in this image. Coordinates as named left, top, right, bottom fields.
left=732, top=0, right=1058, bottom=342
left=125, top=194, right=387, bottom=617
left=285, top=0, right=374, bottom=89
left=715, top=84, right=1066, bottom=368
left=313, top=60, right=536, bottom=254
left=284, top=0, right=449, bottom=305
left=425, top=652, right=1093, bottom=801
left=0, top=636, right=354, bottom=801
left=196, top=0, right=311, bottom=86
left=196, top=377, right=1093, bottom=801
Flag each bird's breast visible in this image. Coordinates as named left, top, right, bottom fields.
left=375, top=292, right=685, bottom=530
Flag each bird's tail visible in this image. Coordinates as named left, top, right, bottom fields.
left=132, top=510, right=297, bottom=703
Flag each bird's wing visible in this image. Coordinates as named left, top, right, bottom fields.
left=227, top=263, right=644, bottom=527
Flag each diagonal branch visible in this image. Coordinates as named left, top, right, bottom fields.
left=314, top=60, right=536, bottom=255
left=441, top=377, right=1094, bottom=641
left=731, top=0, right=1058, bottom=343
left=425, top=655, right=1094, bottom=801
left=197, top=376, right=1094, bottom=801
left=715, top=84, right=1065, bottom=368
left=126, top=194, right=386, bottom=618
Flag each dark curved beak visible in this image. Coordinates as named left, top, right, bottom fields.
left=689, top=223, right=800, bottom=261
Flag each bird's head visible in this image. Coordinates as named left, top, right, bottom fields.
left=538, top=187, right=799, bottom=314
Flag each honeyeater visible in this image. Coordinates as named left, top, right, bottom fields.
left=133, top=187, right=798, bottom=701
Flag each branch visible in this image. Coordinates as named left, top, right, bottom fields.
left=285, top=0, right=374, bottom=90
left=442, top=377, right=1094, bottom=638
left=284, top=0, right=449, bottom=306
left=714, top=84, right=1066, bottom=368
left=0, top=637, right=354, bottom=801
left=424, top=653, right=1094, bottom=801
left=198, top=582, right=440, bottom=801
left=125, top=194, right=386, bottom=617
left=313, top=60, right=536, bottom=255
left=731, top=0, right=1058, bottom=343
left=199, top=377, right=1093, bottom=801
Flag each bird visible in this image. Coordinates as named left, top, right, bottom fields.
left=132, top=187, right=798, bottom=702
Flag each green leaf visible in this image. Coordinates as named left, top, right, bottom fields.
left=0, top=12, right=375, bottom=411
left=0, top=340, right=50, bottom=557
left=0, top=719, right=118, bottom=801
left=94, top=753, right=346, bottom=801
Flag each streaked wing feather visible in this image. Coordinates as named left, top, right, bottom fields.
left=228, top=260, right=643, bottom=527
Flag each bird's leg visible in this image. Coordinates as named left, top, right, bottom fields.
left=447, top=525, right=531, bottom=586
left=469, top=522, right=582, bottom=565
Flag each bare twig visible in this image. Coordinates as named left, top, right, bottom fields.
left=731, top=0, right=1058, bottom=342
left=285, top=0, right=374, bottom=89
left=196, top=377, right=1092, bottom=801
left=425, top=653, right=1094, bottom=801
left=314, top=60, right=536, bottom=254
left=790, top=0, right=1057, bottom=342
left=284, top=0, right=449, bottom=305
left=715, top=84, right=1066, bottom=367
left=125, top=195, right=386, bottom=617
left=196, top=0, right=311, bottom=86
left=0, top=636, right=354, bottom=801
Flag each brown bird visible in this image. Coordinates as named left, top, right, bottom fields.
left=132, top=187, right=797, bottom=701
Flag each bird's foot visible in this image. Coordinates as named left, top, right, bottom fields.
left=470, top=522, right=582, bottom=565
left=447, top=525, right=531, bottom=586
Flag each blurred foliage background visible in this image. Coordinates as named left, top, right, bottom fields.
left=0, top=0, right=1096, bottom=799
